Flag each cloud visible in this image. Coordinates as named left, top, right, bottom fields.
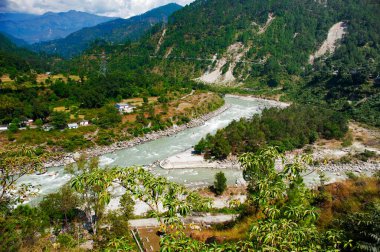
left=1, top=0, right=194, bottom=18
left=0, top=0, right=10, bottom=11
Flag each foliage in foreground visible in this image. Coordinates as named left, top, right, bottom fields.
left=161, top=148, right=350, bottom=251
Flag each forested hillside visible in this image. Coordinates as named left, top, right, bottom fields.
left=74, top=0, right=378, bottom=83
left=32, top=3, right=182, bottom=58
left=0, top=33, right=50, bottom=75
left=69, top=0, right=379, bottom=125
left=3, top=0, right=378, bottom=125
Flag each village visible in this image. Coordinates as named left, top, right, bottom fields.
left=0, top=102, right=136, bottom=132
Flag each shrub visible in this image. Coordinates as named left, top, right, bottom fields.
left=213, top=172, right=227, bottom=196
left=57, top=234, right=76, bottom=248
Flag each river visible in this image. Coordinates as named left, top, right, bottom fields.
left=19, top=95, right=286, bottom=204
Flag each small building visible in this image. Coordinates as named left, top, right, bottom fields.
left=43, top=124, right=54, bottom=131
left=115, top=103, right=135, bottom=113
left=79, top=120, right=89, bottom=126
left=0, top=125, right=8, bottom=131
left=67, top=123, right=78, bottom=129
left=21, top=119, right=34, bottom=127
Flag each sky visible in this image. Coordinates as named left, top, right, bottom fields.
left=0, top=0, right=194, bottom=18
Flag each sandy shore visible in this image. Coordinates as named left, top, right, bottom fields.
left=160, top=148, right=379, bottom=172
left=160, top=149, right=241, bottom=169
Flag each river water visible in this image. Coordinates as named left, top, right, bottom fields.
left=19, top=96, right=281, bottom=204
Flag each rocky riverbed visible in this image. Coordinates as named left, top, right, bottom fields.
left=311, top=162, right=379, bottom=173
left=43, top=104, right=232, bottom=168
left=159, top=148, right=379, bottom=173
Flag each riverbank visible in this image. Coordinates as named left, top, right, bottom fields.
left=160, top=148, right=241, bottom=170
left=225, top=94, right=289, bottom=108
left=160, top=147, right=379, bottom=172
left=43, top=103, right=232, bottom=168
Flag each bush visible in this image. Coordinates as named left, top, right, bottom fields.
left=213, top=172, right=227, bottom=196
left=8, top=123, right=18, bottom=133
left=57, top=234, right=76, bottom=248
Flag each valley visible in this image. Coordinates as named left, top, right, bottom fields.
left=0, top=0, right=379, bottom=251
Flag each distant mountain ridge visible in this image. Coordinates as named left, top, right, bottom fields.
left=0, top=10, right=116, bottom=43
left=32, top=3, right=182, bottom=58
left=0, top=13, right=37, bottom=22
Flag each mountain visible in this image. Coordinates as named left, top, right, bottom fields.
left=2, top=32, right=28, bottom=47
left=71, top=0, right=379, bottom=125
left=0, top=13, right=37, bottom=22
left=0, top=10, right=116, bottom=43
left=0, top=33, right=49, bottom=74
left=32, top=3, right=182, bottom=58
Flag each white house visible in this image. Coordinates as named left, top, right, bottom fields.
left=67, top=123, right=79, bottom=129
left=0, top=125, right=8, bottom=131
left=115, top=103, right=135, bottom=113
left=79, top=120, right=89, bottom=126
left=22, top=119, right=34, bottom=127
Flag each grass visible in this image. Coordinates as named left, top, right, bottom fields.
left=0, top=74, right=81, bottom=89
left=316, top=175, right=380, bottom=228
left=189, top=215, right=254, bottom=242
left=122, top=97, right=158, bottom=106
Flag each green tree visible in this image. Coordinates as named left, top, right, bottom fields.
left=51, top=111, right=68, bottom=129
left=240, top=147, right=348, bottom=251
left=161, top=148, right=349, bottom=251
left=338, top=203, right=380, bottom=251
left=70, top=157, right=115, bottom=236
left=96, top=105, right=122, bottom=129
left=0, top=146, right=45, bottom=206
left=34, top=118, right=43, bottom=129
left=0, top=205, right=49, bottom=252
left=213, top=172, right=227, bottom=196
left=7, top=123, right=18, bottom=133
left=211, top=131, right=231, bottom=159
left=39, top=184, right=80, bottom=227
left=194, top=137, right=207, bottom=154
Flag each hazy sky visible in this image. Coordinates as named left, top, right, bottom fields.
left=0, top=0, right=194, bottom=18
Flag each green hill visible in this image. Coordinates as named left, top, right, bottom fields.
left=76, top=0, right=378, bottom=125
left=0, top=33, right=49, bottom=75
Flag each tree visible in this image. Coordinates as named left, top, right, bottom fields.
left=239, top=147, right=348, bottom=251
left=338, top=203, right=380, bottom=251
left=35, top=118, right=43, bottom=129
left=210, top=131, right=231, bottom=159
left=194, top=137, right=207, bottom=154
left=161, top=148, right=349, bottom=251
left=113, top=167, right=211, bottom=227
left=213, top=172, right=227, bottom=196
left=96, top=105, right=121, bottom=129
left=51, top=111, right=68, bottom=129
left=119, top=193, right=134, bottom=219
left=7, top=123, right=18, bottom=133
left=70, top=157, right=114, bottom=236
left=0, top=205, right=49, bottom=252
left=39, top=184, right=80, bottom=227
left=0, top=145, right=46, bottom=206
